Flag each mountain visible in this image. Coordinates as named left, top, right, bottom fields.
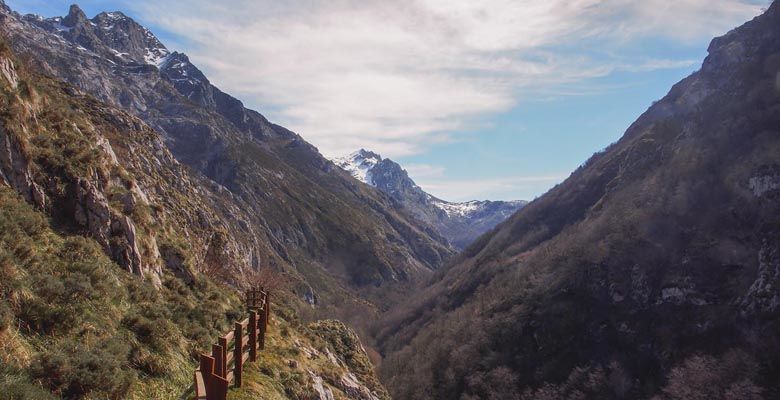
left=0, top=3, right=453, bottom=318
left=0, top=37, right=388, bottom=399
left=377, top=4, right=780, bottom=400
left=334, top=149, right=527, bottom=249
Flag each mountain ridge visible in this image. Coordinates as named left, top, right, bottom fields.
left=0, top=3, right=453, bottom=319
left=0, top=18, right=392, bottom=399
left=334, top=149, right=527, bottom=249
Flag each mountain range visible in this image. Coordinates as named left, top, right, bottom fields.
left=2, top=1, right=780, bottom=399
left=0, top=3, right=454, bottom=319
left=334, top=149, right=526, bottom=249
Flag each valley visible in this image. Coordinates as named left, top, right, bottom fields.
left=1, top=1, right=779, bottom=399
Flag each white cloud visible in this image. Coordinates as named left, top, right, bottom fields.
left=417, top=174, right=570, bottom=202
left=122, top=0, right=764, bottom=158
left=404, top=164, right=447, bottom=180
left=600, top=0, right=767, bottom=42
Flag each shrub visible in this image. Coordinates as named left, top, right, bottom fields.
left=0, top=299, right=12, bottom=331
left=520, top=365, right=612, bottom=400
left=30, top=337, right=135, bottom=399
left=0, top=187, right=241, bottom=398
left=658, top=350, right=763, bottom=400
left=127, top=344, right=170, bottom=377
left=121, top=306, right=177, bottom=353
left=0, top=373, right=56, bottom=400
left=18, top=274, right=80, bottom=335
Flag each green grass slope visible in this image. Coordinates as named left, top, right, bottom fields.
left=0, top=184, right=242, bottom=399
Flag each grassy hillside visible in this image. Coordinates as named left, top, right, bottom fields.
left=0, top=184, right=242, bottom=399
left=0, top=3, right=454, bottom=322
left=0, top=182, right=388, bottom=400
left=0, top=39, right=389, bottom=400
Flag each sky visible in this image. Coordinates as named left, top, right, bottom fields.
left=6, top=0, right=770, bottom=201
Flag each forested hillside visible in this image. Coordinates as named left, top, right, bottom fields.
left=377, top=3, right=780, bottom=399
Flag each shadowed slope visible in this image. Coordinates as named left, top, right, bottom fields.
left=377, top=4, right=780, bottom=399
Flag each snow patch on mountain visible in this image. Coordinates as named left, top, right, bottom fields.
left=144, top=48, right=170, bottom=66
left=27, top=8, right=170, bottom=68
left=333, top=149, right=382, bottom=186
left=46, top=17, right=73, bottom=32
left=432, top=200, right=483, bottom=218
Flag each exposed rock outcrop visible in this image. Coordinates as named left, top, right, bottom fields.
left=740, top=239, right=780, bottom=316
left=0, top=56, right=17, bottom=88
left=0, top=121, right=45, bottom=208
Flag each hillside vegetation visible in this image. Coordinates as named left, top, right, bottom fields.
left=0, top=183, right=243, bottom=399
left=0, top=39, right=387, bottom=400
left=0, top=2, right=453, bottom=324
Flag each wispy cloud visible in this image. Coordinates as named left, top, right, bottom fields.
left=405, top=163, right=447, bottom=180
left=417, top=173, right=570, bottom=202
left=119, top=0, right=763, bottom=158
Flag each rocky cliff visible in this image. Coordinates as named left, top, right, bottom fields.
left=0, top=39, right=235, bottom=284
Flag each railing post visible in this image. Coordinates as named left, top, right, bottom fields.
left=249, top=310, right=258, bottom=362
left=200, top=353, right=228, bottom=400
left=212, top=344, right=224, bottom=379
left=234, top=322, right=243, bottom=388
left=218, top=336, right=228, bottom=379
left=193, top=293, right=273, bottom=400
left=198, top=354, right=214, bottom=400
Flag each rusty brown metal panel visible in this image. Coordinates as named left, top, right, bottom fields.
left=212, top=344, right=224, bottom=378
left=199, top=354, right=214, bottom=376
left=210, top=374, right=229, bottom=400
left=194, top=369, right=207, bottom=399
left=199, top=354, right=220, bottom=400
left=218, top=337, right=228, bottom=378
left=234, top=322, right=243, bottom=388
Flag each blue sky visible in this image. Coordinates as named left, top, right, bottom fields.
left=6, top=0, right=769, bottom=201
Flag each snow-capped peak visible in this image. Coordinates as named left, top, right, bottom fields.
left=431, top=200, right=484, bottom=218
left=332, top=149, right=383, bottom=186
left=103, top=11, right=126, bottom=20
left=431, top=199, right=528, bottom=218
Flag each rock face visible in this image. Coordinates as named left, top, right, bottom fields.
left=334, top=149, right=526, bottom=248
left=0, top=4, right=453, bottom=311
left=0, top=49, right=204, bottom=280
left=308, top=320, right=388, bottom=400
left=236, top=315, right=390, bottom=400
left=378, top=4, right=780, bottom=399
